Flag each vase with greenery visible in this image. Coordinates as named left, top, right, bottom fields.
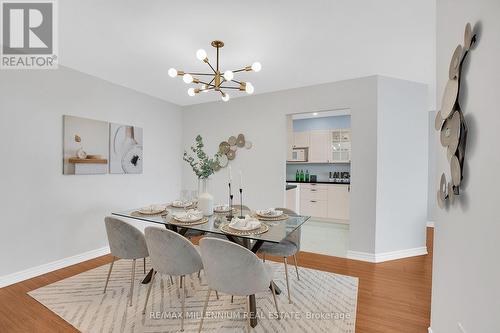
left=183, top=135, right=220, bottom=215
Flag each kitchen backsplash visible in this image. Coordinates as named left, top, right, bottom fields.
left=286, top=163, right=350, bottom=182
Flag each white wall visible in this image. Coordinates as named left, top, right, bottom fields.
left=182, top=77, right=378, bottom=254
left=0, top=66, right=183, bottom=279
left=182, top=76, right=428, bottom=257
left=431, top=1, right=500, bottom=333
left=375, top=77, right=428, bottom=253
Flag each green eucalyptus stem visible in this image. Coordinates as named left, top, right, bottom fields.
left=183, top=135, right=221, bottom=179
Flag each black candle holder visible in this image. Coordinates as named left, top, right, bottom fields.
left=238, top=188, right=244, bottom=219
left=226, top=183, right=234, bottom=220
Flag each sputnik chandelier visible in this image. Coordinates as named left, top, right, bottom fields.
left=168, top=40, right=261, bottom=102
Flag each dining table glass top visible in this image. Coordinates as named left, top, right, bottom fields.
left=112, top=206, right=310, bottom=244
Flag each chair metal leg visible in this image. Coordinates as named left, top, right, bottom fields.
left=129, top=259, right=136, bottom=306
left=198, top=289, right=212, bottom=333
left=215, top=290, right=219, bottom=300
left=270, top=279, right=280, bottom=319
left=143, top=257, right=146, bottom=274
left=246, top=297, right=251, bottom=331
left=180, top=275, right=185, bottom=332
left=169, top=275, right=174, bottom=285
left=283, top=257, right=291, bottom=304
left=198, top=270, right=201, bottom=279
left=231, top=295, right=234, bottom=303
left=142, top=271, right=156, bottom=314
left=103, top=256, right=115, bottom=293
left=292, top=254, right=300, bottom=281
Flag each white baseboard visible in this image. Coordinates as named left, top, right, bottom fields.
left=0, top=246, right=110, bottom=288
left=347, top=246, right=428, bottom=263
left=427, top=221, right=435, bottom=227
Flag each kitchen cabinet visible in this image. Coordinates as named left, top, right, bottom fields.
left=308, top=130, right=330, bottom=163
left=327, top=184, right=350, bottom=220
left=298, top=183, right=350, bottom=220
left=293, top=131, right=310, bottom=148
left=286, top=186, right=298, bottom=212
left=286, top=115, right=294, bottom=161
left=331, top=129, right=351, bottom=163
left=300, top=184, right=328, bottom=218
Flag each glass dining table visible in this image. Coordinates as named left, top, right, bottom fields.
left=112, top=206, right=310, bottom=328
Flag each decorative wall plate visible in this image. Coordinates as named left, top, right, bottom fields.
left=228, top=136, right=237, bottom=146
left=227, top=149, right=236, bottom=160
left=448, top=45, right=462, bottom=80
left=436, top=22, right=477, bottom=209
left=236, top=134, right=245, bottom=147
left=219, top=142, right=230, bottom=154
left=440, top=79, right=459, bottom=119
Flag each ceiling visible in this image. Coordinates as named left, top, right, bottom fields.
left=59, top=0, right=435, bottom=107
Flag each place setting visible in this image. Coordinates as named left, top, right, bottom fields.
left=253, top=208, right=289, bottom=221
left=219, top=214, right=269, bottom=236
left=131, top=204, right=168, bottom=217
left=169, top=209, right=208, bottom=226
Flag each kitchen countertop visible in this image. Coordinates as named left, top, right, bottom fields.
left=285, top=184, right=298, bottom=191
left=286, top=180, right=350, bottom=185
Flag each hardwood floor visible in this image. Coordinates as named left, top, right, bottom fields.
left=0, top=228, right=433, bottom=333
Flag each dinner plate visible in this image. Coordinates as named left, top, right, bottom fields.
left=256, top=209, right=283, bottom=218
left=172, top=211, right=203, bottom=223
left=171, top=200, right=193, bottom=208
left=138, top=205, right=165, bottom=215
left=214, top=205, right=232, bottom=213
left=229, top=222, right=261, bottom=231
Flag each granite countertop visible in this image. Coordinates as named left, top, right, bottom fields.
left=286, top=180, right=351, bottom=185
left=286, top=184, right=298, bottom=191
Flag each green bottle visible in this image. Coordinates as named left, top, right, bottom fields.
left=295, top=170, right=299, bottom=181
left=305, top=170, right=310, bottom=182
left=300, top=169, right=304, bottom=182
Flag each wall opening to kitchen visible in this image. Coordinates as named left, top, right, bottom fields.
left=284, top=109, right=351, bottom=258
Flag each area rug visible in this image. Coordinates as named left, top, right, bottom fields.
left=28, top=259, right=358, bottom=332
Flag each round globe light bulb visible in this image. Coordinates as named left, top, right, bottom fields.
left=223, top=70, right=234, bottom=81
left=251, top=62, right=262, bottom=72
left=246, top=82, right=254, bottom=94
left=196, top=49, right=207, bottom=61
left=168, top=68, right=177, bottom=78
left=221, top=93, right=230, bottom=102
left=187, top=88, right=195, bottom=96
left=183, top=73, right=193, bottom=84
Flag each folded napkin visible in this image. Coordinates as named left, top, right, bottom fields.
left=173, top=209, right=203, bottom=222
left=229, top=215, right=261, bottom=230
left=214, top=204, right=231, bottom=211
left=172, top=200, right=193, bottom=207
left=257, top=208, right=283, bottom=217
left=139, top=204, right=165, bottom=213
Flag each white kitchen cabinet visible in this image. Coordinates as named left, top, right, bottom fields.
left=299, top=184, right=328, bottom=218
left=327, top=184, right=350, bottom=220
left=293, top=131, right=310, bottom=148
left=331, top=129, right=351, bottom=163
left=286, top=115, right=294, bottom=161
left=286, top=186, right=298, bottom=212
left=308, top=130, right=330, bottom=163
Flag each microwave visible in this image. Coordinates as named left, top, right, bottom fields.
left=290, top=148, right=308, bottom=162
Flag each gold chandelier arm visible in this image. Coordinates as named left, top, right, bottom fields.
left=218, top=86, right=241, bottom=90
left=185, top=72, right=215, bottom=76
left=205, top=60, right=217, bottom=73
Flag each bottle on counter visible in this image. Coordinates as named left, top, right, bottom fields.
left=305, top=170, right=310, bottom=182
left=300, top=169, right=304, bottom=182
left=295, top=170, right=299, bottom=182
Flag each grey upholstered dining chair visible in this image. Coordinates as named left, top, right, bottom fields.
left=143, top=227, right=204, bottom=332
left=197, top=237, right=279, bottom=332
left=104, top=217, right=149, bottom=306
left=257, top=208, right=301, bottom=304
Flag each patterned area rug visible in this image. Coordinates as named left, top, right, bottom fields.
left=29, top=259, right=358, bottom=332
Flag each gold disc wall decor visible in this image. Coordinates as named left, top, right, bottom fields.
left=436, top=22, right=476, bottom=209
left=215, top=133, right=252, bottom=171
